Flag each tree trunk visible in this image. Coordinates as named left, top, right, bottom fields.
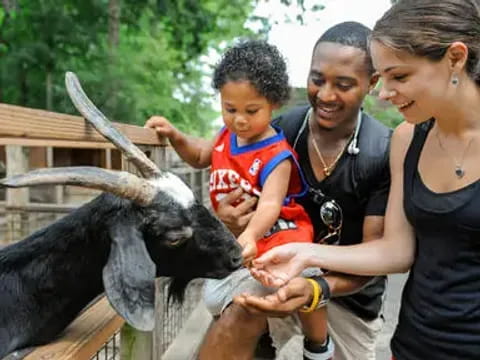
left=19, top=63, right=27, bottom=106
left=108, top=0, right=120, bottom=58
left=1, top=0, right=17, bottom=12
left=46, top=70, right=53, bottom=110
left=108, top=0, right=121, bottom=113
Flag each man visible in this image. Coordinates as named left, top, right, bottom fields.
left=199, top=22, right=392, bottom=360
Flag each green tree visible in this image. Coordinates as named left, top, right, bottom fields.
left=0, top=0, right=323, bottom=136
left=0, top=0, right=255, bottom=135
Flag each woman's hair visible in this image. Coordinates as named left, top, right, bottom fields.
left=372, top=0, right=480, bottom=85
left=212, top=40, right=290, bottom=106
left=314, top=21, right=375, bottom=75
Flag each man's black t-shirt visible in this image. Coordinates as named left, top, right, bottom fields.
left=273, top=105, right=392, bottom=320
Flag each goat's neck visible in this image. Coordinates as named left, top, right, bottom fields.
left=0, top=193, right=130, bottom=353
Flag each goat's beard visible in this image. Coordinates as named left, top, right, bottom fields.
left=167, top=278, right=191, bottom=303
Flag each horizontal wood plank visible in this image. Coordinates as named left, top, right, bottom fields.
left=5, top=202, right=79, bottom=213
left=0, top=137, right=117, bottom=149
left=0, top=103, right=168, bottom=146
left=24, top=296, right=124, bottom=360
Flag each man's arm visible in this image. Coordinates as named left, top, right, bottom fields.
left=323, top=215, right=384, bottom=297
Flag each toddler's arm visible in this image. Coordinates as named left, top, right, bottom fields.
left=145, top=116, right=213, bottom=169
left=238, top=159, right=291, bottom=265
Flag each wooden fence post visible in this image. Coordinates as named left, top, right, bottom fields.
left=5, top=145, right=29, bottom=244
left=119, top=145, right=156, bottom=359
left=120, top=324, right=153, bottom=360
left=150, top=145, right=168, bottom=170
left=46, top=146, right=65, bottom=221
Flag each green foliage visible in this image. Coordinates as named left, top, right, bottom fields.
left=363, top=95, right=403, bottom=129
left=277, top=0, right=324, bottom=24
left=0, top=0, right=322, bottom=137
left=0, top=0, right=255, bottom=136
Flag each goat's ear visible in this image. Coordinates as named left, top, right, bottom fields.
left=103, top=223, right=156, bottom=331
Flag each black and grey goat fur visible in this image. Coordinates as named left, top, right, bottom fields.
left=0, top=72, right=242, bottom=358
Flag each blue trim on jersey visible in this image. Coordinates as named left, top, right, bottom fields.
left=230, top=126, right=286, bottom=155
left=260, top=150, right=309, bottom=205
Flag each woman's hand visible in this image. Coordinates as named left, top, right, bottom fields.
left=233, top=277, right=312, bottom=317
left=251, top=243, right=315, bottom=287
left=216, top=188, right=257, bottom=237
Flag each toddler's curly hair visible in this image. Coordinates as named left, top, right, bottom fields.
left=212, top=40, right=290, bottom=106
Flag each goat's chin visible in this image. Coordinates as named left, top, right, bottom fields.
left=202, top=269, right=235, bottom=279
left=167, top=278, right=191, bottom=303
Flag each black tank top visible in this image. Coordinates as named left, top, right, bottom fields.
left=391, top=120, right=480, bottom=360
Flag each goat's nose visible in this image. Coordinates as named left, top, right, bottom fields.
left=229, top=254, right=243, bottom=270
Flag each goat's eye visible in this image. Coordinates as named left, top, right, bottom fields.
left=164, top=226, right=193, bottom=248
left=168, top=238, right=182, bottom=247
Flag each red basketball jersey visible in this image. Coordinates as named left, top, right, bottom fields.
left=210, top=127, right=313, bottom=257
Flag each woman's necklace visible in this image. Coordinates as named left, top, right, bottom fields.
left=435, top=128, right=474, bottom=179
left=308, top=117, right=354, bottom=177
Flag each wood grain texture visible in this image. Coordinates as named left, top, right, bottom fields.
left=0, top=103, right=168, bottom=146
left=24, top=297, right=124, bottom=360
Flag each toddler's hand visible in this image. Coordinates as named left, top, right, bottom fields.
left=145, top=116, right=177, bottom=139
left=237, top=232, right=257, bottom=267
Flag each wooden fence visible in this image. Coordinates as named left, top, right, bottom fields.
left=0, top=103, right=211, bottom=360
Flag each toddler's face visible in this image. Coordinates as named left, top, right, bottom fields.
left=220, top=80, right=277, bottom=143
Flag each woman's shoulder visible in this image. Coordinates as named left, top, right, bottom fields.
left=391, top=121, right=415, bottom=153
left=389, top=121, right=418, bottom=172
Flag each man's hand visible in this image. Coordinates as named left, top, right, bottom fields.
left=251, top=243, right=315, bottom=287
left=233, top=277, right=312, bottom=317
left=217, top=188, right=257, bottom=237
left=145, top=115, right=178, bottom=140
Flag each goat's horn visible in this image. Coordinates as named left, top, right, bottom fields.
left=65, top=72, right=162, bottom=179
left=0, top=167, right=157, bottom=206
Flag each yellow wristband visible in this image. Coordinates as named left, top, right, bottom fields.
left=299, top=278, right=321, bottom=313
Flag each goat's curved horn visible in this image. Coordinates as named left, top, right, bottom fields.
left=65, top=72, right=162, bottom=179
left=0, top=167, right=157, bottom=206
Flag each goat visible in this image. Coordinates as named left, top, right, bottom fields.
left=0, top=72, right=242, bottom=358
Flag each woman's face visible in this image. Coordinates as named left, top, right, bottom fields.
left=307, top=42, right=376, bottom=130
left=370, top=40, right=453, bottom=125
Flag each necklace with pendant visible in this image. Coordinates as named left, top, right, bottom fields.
left=308, top=117, right=354, bottom=177
left=435, top=128, right=474, bottom=179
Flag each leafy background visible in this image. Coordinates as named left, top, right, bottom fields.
left=0, top=0, right=402, bottom=136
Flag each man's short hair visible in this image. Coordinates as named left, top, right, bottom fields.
left=314, top=21, right=375, bottom=75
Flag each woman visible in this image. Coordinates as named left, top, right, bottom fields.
left=242, top=1, right=480, bottom=359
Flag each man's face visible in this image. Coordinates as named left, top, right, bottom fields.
left=307, top=42, right=375, bottom=130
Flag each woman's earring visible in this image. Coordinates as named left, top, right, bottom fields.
left=451, top=73, right=459, bottom=86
